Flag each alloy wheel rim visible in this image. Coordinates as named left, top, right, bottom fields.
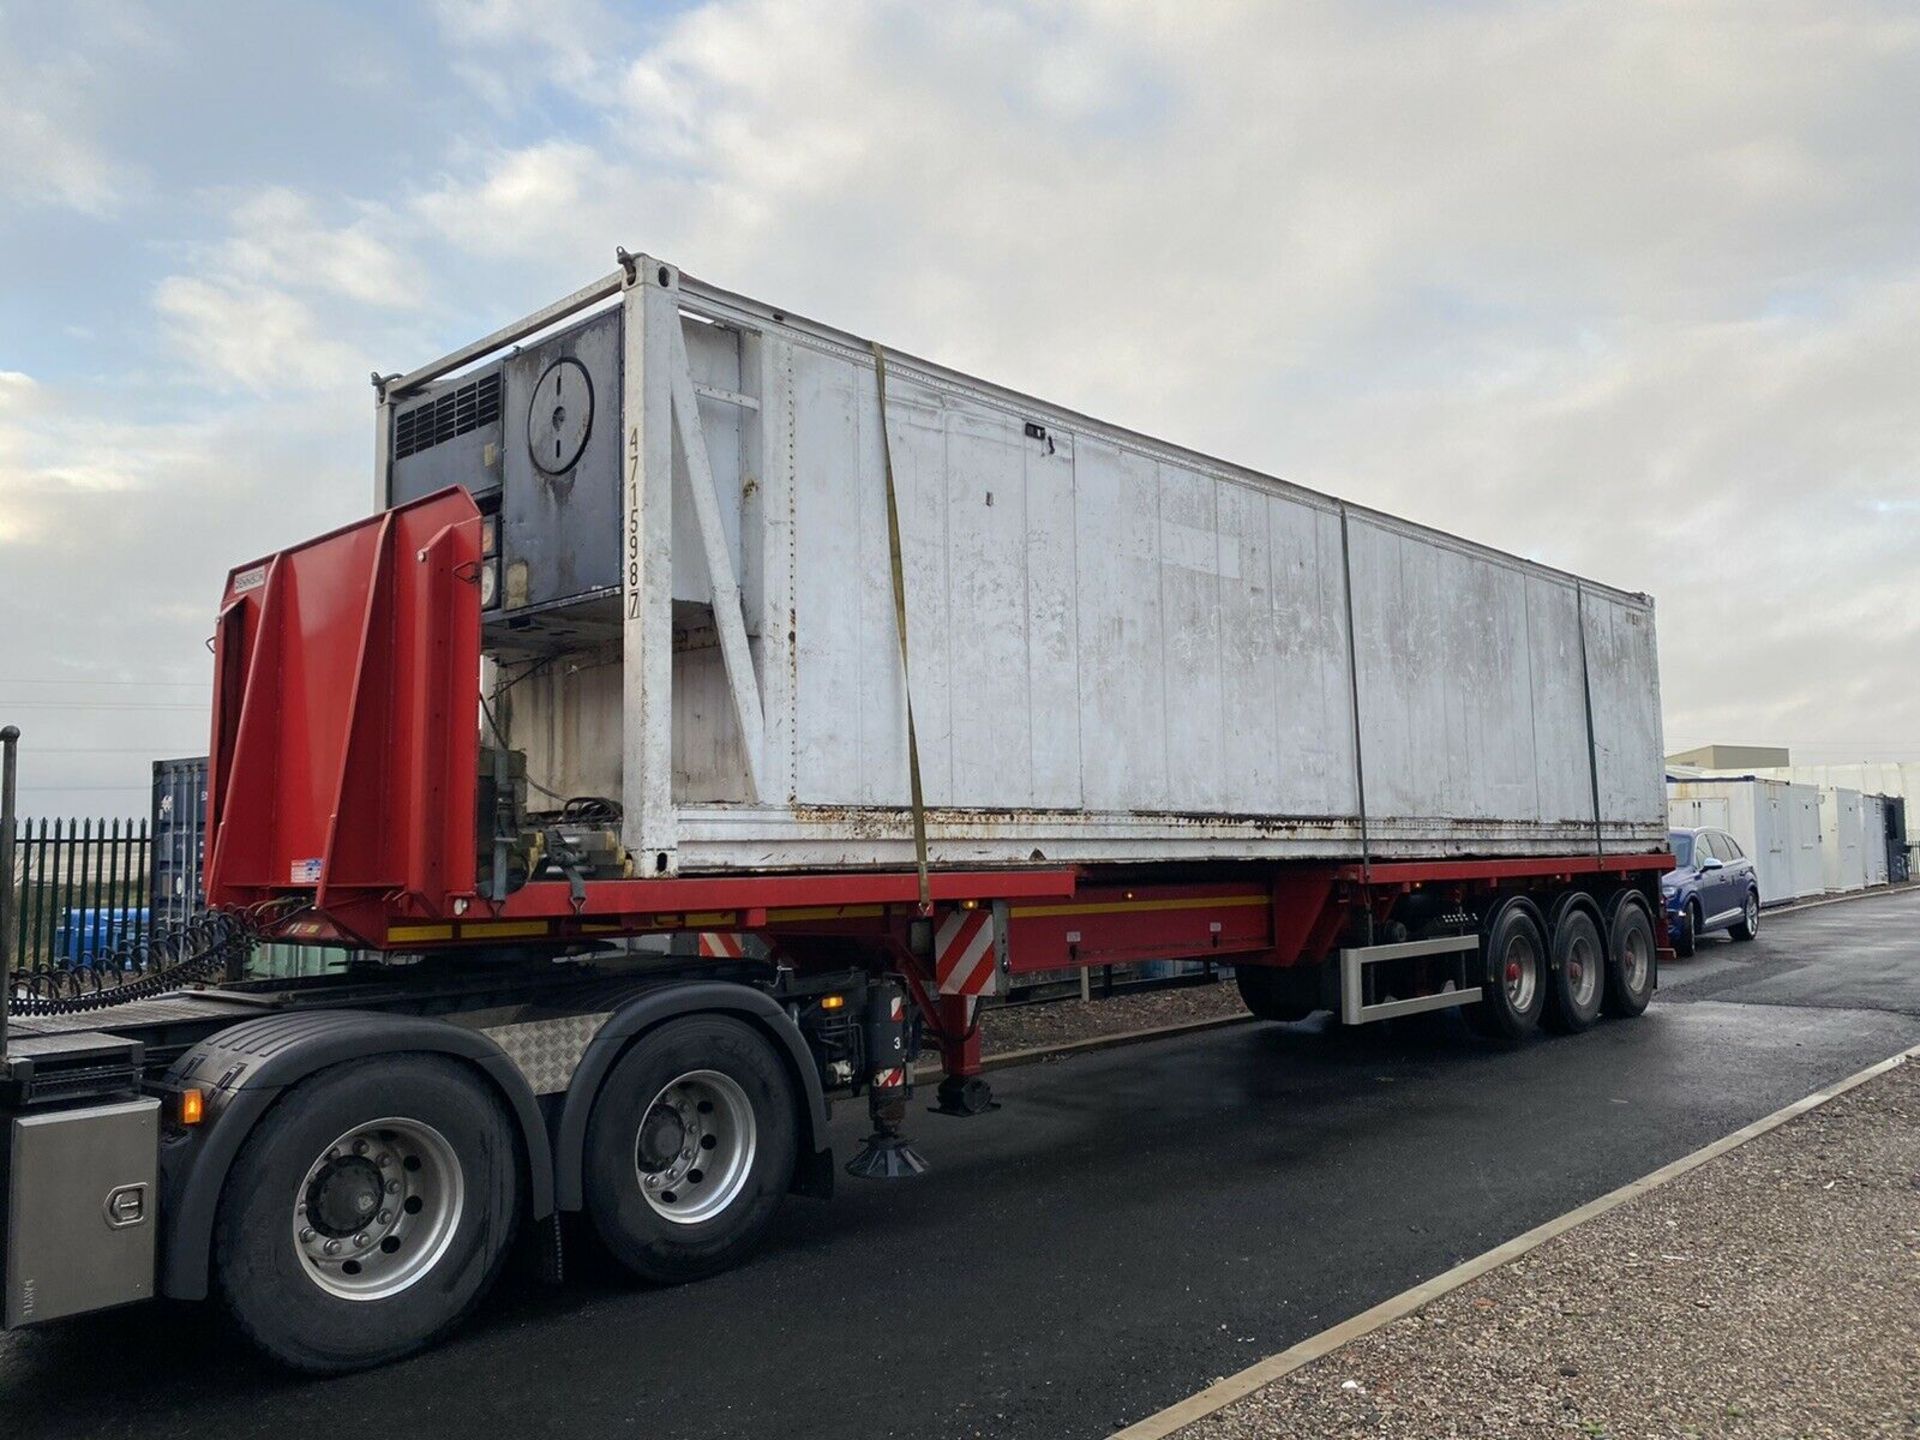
left=1503, top=934, right=1538, bottom=1012
left=1623, top=924, right=1651, bottom=993
left=635, top=1069, right=757, bottom=1225
left=294, top=1117, right=464, bottom=1301
left=1566, top=931, right=1599, bottom=1009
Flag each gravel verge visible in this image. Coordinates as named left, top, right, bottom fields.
left=975, top=979, right=1249, bottom=1057
left=1174, top=1057, right=1920, bottom=1440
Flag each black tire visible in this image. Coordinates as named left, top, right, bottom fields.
left=1673, top=901, right=1698, bottom=958
left=1469, top=901, right=1547, bottom=1042
left=1604, top=894, right=1658, bottom=1018
left=1234, top=963, right=1321, bottom=1022
left=584, top=1015, right=798, bottom=1285
left=213, top=1055, right=522, bottom=1374
left=1730, top=889, right=1760, bottom=942
left=1543, top=907, right=1605, bottom=1034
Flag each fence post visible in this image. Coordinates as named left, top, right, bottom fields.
left=1, top=725, right=19, bottom=1061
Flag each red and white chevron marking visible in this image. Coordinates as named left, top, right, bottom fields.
left=871, top=1066, right=906, bottom=1090
left=934, top=906, right=1002, bottom=996
left=698, top=932, right=746, bottom=959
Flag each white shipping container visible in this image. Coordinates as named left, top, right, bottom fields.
left=1820, top=787, right=1866, bottom=893
left=388, top=259, right=1668, bottom=875
left=1667, top=777, right=1822, bottom=904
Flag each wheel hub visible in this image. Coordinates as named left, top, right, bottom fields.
left=306, top=1156, right=383, bottom=1237
left=639, top=1107, right=689, bottom=1173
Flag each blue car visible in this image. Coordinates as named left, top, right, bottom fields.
left=1663, top=827, right=1761, bottom=957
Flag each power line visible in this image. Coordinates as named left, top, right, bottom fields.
left=17, top=784, right=151, bottom=793
left=0, top=677, right=207, bottom=687
left=0, top=746, right=182, bottom=754
left=0, top=701, right=206, bottom=711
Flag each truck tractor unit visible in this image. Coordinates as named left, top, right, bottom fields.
left=0, top=252, right=1671, bottom=1371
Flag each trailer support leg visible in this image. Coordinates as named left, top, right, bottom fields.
left=846, top=984, right=928, bottom=1178
left=928, top=995, right=997, bottom=1117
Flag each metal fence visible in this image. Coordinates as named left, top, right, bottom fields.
left=9, top=817, right=153, bottom=968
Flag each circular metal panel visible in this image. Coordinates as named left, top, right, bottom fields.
left=527, top=357, right=593, bottom=475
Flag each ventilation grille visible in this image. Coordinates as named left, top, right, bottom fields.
left=393, top=371, right=502, bottom=460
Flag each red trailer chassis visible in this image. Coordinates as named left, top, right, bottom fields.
left=206, top=489, right=1672, bottom=1089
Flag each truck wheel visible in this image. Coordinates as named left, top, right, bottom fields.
left=1603, top=895, right=1658, bottom=1018
left=584, top=1015, right=798, bottom=1284
left=1234, top=964, right=1320, bottom=1022
left=213, top=1055, right=521, bottom=1373
left=1542, top=908, right=1604, bottom=1034
left=1469, top=902, right=1546, bottom=1041
left=1730, top=890, right=1760, bottom=942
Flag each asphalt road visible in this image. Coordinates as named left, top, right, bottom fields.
left=7, top=887, right=1919, bottom=1440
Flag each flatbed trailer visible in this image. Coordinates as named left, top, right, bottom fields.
left=0, top=255, right=1672, bottom=1373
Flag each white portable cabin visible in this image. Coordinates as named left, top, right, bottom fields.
left=1819, top=787, right=1866, bottom=893
left=1755, top=763, right=1920, bottom=878
left=378, top=256, right=1668, bottom=876
left=1862, top=795, right=1890, bottom=886
left=1666, top=776, right=1821, bottom=905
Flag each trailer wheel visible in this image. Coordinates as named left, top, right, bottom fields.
left=1469, top=902, right=1546, bottom=1041
left=1542, top=908, right=1604, bottom=1034
left=1234, top=963, right=1321, bottom=1022
left=213, top=1056, right=521, bottom=1373
left=1603, top=895, right=1658, bottom=1018
left=584, top=1014, right=798, bottom=1284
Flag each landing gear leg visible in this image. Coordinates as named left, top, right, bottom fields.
left=846, top=983, right=929, bottom=1178
left=927, top=993, right=997, bottom=1116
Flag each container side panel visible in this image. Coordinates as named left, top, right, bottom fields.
left=1581, top=587, right=1666, bottom=833
left=789, top=346, right=873, bottom=803
left=673, top=643, right=751, bottom=803
left=882, top=387, right=952, bottom=804
left=852, top=358, right=910, bottom=807
left=1214, top=481, right=1282, bottom=813
left=1072, top=437, right=1171, bottom=812
left=1157, top=460, right=1228, bottom=812
left=942, top=401, right=1035, bottom=806
left=1524, top=576, right=1594, bottom=825
left=670, top=321, right=746, bottom=608
left=1260, top=498, right=1356, bottom=818
left=1349, top=522, right=1430, bottom=821
left=515, top=652, right=622, bottom=803
left=1024, top=428, right=1083, bottom=809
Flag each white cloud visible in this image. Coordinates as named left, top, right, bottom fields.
left=0, top=96, right=126, bottom=214
left=153, top=275, right=364, bottom=393
left=414, top=140, right=605, bottom=265
left=0, top=6, right=152, bottom=214
left=219, top=188, right=425, bottom=310
left=429, top=0, right=629, bottom=109
left=149, top=186, right=431, bottom=390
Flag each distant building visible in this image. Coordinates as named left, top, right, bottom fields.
left=1665, top=743, right=1791, bottom=771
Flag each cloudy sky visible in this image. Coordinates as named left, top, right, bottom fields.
left=2, top=0, right=1917, bottom=817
